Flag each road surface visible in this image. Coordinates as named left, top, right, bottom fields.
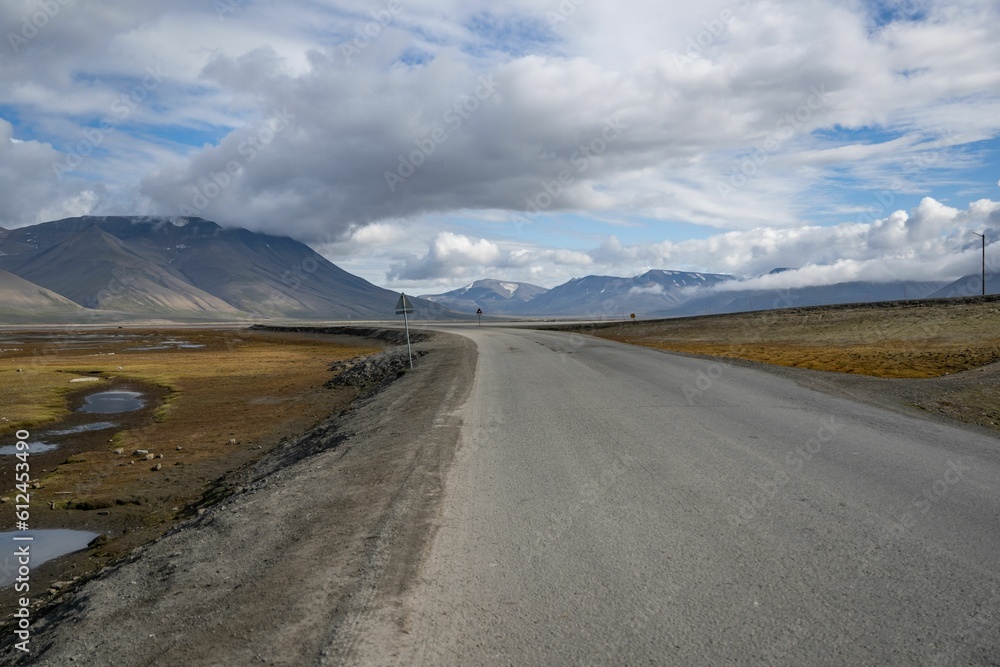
left=352, top=327, right=1000, bottom=665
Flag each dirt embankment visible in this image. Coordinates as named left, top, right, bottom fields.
left=0, top=330, right=477, bottom=666
left=250, top=324, right=430, bottom=347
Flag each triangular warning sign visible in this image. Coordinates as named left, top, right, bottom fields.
left=395, top=293, right=414, bottom=314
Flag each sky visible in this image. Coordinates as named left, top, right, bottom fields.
left=2, top=0, right=999, bottom=295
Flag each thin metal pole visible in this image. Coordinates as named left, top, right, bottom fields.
left=974, top=232, right=986, bottom=296
left=402, top=307, right=413, bottom=369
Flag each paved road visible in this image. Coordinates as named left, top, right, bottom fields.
left=356, top=327, right=1000, bottom=666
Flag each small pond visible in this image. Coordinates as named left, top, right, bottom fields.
left=127, top=339, right=205, bottom=351
left=45, top=422, right=117, bottom=436
left=0, top=441, right=58, bottom=456
left=78, top=391, right=145, bottom=414
left=0, top=530, right=99, bottom=587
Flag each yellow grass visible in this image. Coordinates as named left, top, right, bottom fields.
left=0, top=370, right=104, bottom=433
left=0, top=329, right=380, bottom=512
left=593, top=301, right=1000, bottom=378
left=627, top=340, right=1000, bottom=378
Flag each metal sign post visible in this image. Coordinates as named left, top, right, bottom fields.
left=973, top=231, right=986, bottom=295
left=395, top=293, right=414, bottom=369
left=476, top=307, right=482, bottom=327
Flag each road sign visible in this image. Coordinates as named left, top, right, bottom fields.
left=476, top=307, right=483, bottom=327
left=395, top=293, right=414, bottom=315
left=476, top=308, right=483, bottom=314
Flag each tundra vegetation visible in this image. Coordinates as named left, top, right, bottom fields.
left=0, top=328, right=380, bottom=606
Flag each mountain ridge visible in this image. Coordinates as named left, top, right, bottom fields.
left=1, top=216, right=985, bottom=323
left=422, top=270, right=963, bottom=319
left=0, top=216, right=451, bottom=322
left=419, top=278, right=549, bottom=315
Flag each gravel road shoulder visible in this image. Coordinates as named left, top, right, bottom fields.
left=1, top=331, right=476, bottom=666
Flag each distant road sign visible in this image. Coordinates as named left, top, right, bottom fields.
left=395, top=293, right=414, bottom=315
left=476, top=308, right=483, bottom=314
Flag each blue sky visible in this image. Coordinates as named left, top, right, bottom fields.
left=1, top=0, right=998, bottom=294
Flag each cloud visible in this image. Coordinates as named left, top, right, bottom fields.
left=0, top=119, right=106, bottom=225
left=1, top=0, right=999, bottom=292
left=2, top=2, right=995, bottom=227
left=380, top=197, right=1000, bottom=291
left=390, top=232, right=501, bottom=280
left=629, top=283, right=664, bottom=295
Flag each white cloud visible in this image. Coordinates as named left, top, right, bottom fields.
left=385, top=197, right=1000, bottom=291
left=629, top=283, right=665, bottom=295
left=0, top=0, right=999, bottom=291
left=0, top=118, right=106, bottom=226
left=390, top=232, right=501, bottom=280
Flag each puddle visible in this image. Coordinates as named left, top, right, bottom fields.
left=0, top=441, right=58, bottom=456
left=127, top=339, right=205, bottom=351
left=45, top=422, right=116, bottom=436
left=78, top=391, right=145, bottom=414
left=0, top=530, right=99, bottom=587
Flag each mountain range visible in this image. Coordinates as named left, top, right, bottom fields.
left=667, top=279, right=949, bottom=317
left=419, top=278, right=548, bottom=315
left=0, top=216, right=988, bottom=324
left=419, top=272, right=960, bottom=318
left=0, top=216, right=448, bottom=323
left=928, top=273, right=1000, bottom=299
left=421, top=271, right=736, bottom=317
